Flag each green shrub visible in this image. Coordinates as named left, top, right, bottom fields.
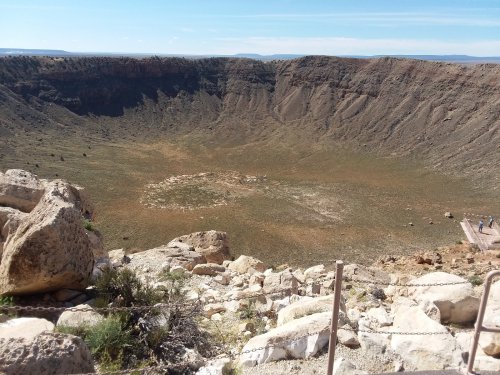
left=83, top=219, right=94, bottom=231
left=94, top=267, right=163, bottom=307
left=0, top=296, right=14, bottom=307
left=158, top=271, right=188, bottom=301
left=56, top=325, right=88, bottom=339
left=85, top=315, right=132, bottom=360
left=468, top=275, right=483, bottom=286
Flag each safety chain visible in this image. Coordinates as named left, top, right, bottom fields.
left=338, top=325, right=473, bottom=336
left=0, top=274, right=474, bottom=314
left=0, top=301, right=199, bottom=314
left=347, top=277, right=471, bottom=287
left=211, top=275, right=336, bottom=303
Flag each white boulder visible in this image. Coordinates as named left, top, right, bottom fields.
left=239, top=312, right=331, bottom=366
left=408, top=272, right=479, bottom=324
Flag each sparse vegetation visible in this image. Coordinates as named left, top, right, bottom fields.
left=83, top=218, right=94, bottom=232
left=468, top=275, right=483, bottom=286
left=85, top=267, right=216, bottom=370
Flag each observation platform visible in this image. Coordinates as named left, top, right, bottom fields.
left=461, top=217, right=500, bottom=251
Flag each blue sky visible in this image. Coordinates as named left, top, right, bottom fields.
left=1, top=0, right=500, bottom=55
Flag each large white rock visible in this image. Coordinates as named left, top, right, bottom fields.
left=239, top=312, right=331, bottom=367
left=390, top=304, right=462, bottom=370
left=0, top=332, right=94, bottom=375
left=366, top=307, right=392, bottom=327
left=169, top=230, right=231, bottom=264
left=128, top=244, right=205, bottom=272
left=408, top=272, right=479, bottom=324
left=192, top=263, right=226, bottom=276
left=304, top=264, right=325, bottom=280
left=0, top=169, right=45, bottom=212
left=56, top=304, right=104, bottom=328
left=228, top=255, right=266, bottom=274
left=277, top=294, right=346, bottom=326
left=0, top=178, right=96, bottom=295
left=357, top=317, right=390, bottom=356
left=479, top=279, right=500, bottom=356
left=0, top=317, right=54, bottom=340
left=263, top=269, right=298, bottom=298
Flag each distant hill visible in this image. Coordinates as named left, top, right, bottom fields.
left=0, top=48, right=74, bottom=56
left=1, top=48, right=499, bottom=64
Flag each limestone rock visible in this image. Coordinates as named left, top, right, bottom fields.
left=192, top=263, right=226, bottom=276
left=203, top=303, right=226, bottom=318
left=337, top=324, right=360, bottom=348
left=263, top=269, right=298, bottom=298
left=0, top=169, right=45, bottom=212
left=408, top=272, right=479, bottom=324
left=0, top=207, right=27, bottom=257
left=333, top=357, right=367, bottom=375
left=196, top=358, right=232, bottom=375
left=304, top=264, right=325, bottom=280
left=239, top=312, right=331, bottom=366
left=56, top=304, right=104, bottom=328
left=479, top=279, right=500, bottom=356
left=0, top=332, right=94, bottom=375
left=86, top=229, right=107, bottom=261
left=228, top=255, right=266, bottom=274
left=0, top=317, right=54, bottom=340
left=357, top=316, right=390, bottom=356
left=366, top=307, right=392, bottom=327
left=170, top=230, right=231, bottom=264
left=277, top=294, right=347, bottom=326
left=128, top=245, right=205, bottom=273
left=0, top=179, right=95, bottom=295
left=390, top=304, right=462, bottom=370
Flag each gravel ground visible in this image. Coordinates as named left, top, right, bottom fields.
left=241, top=345, right=399, bottom=375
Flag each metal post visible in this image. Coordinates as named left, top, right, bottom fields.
left=466, top=270, right=500, bottom=375
left=326, top=260, right=344, bottom=375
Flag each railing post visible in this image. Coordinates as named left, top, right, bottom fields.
left=326, top=260, right=344, bottom=375
left=466, top=270, right=500, bottom=375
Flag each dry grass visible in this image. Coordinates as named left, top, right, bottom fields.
left=1, top=134, right=498, bottom=267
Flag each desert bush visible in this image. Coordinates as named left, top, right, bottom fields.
left=83, top=218, right=94, bottom=231
left=94, top=267, right=163, bottom=307
left=85, top=315, right=132, bottom=361
left=468, top=275, right=483, bottom=286
left=90, top=267, right=216, bottom=371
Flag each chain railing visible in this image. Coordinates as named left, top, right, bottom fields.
left=0, top=265, right=489, bottom=375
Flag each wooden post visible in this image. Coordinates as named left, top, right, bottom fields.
left=326, top=260, right=344, bottom=375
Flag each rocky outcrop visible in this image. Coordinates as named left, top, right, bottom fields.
left=277, top=294, right=346, bottom=326
left=228, top=255, right=266, bottom=274
left=56, top=304, right=104, bottom=328
left=1, top=56, right=499, bottom=178
left=0, top=317, right=54, bottom=340
left=0, top=173, right=96, bottom=295
left=239, top=312, right=331, bottom=367
left=0, top=332, right=94, bottom=375
left=127, top=243, right=205, bottom=273
left=170, top=230, right=231, bottom=264
left=0, top=169, right=45, bottom=212
left=390, top=303, right=462, bottom=370
left=408, top=272, right=479, bottom=324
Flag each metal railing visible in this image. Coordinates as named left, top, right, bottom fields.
left=466, top=269, right=500, bottom=375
